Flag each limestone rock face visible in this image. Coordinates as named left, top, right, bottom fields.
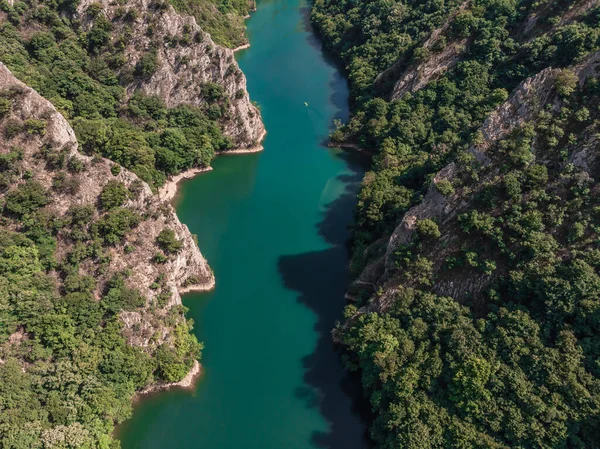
left=77, top=0, right=265, bottom=149
left=352, top=51, right=600, bottom=314
left=0, top=62, right=213, bottom=349
left=388, top=1, right=469, bottom=100
left=385, top=0, right=599, bottom=101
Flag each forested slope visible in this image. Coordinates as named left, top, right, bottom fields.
left=312, top=0, right=600, bottom=447
left=0, top=0, right=262, bottom=447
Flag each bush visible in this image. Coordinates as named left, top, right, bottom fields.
left=152, top=251, right=168, bottom=263
left=3, top=119, right=23, bottom=139
left=24, top=119, right=46, bottom=136
left=67, top=157, right=85, bottom=173
left=524, top=164, right=548, bottom=189
left=201, top=82, right=225, bottom=102
left=555, top=69, right=578, bottom=97
left=99, top=181, right=129, bottom=210
left=52, top=172, right=80, bottom=195
left=4, top=181, right=49, bottom=216
left=0, top=97, right=12, bottom=118
left=435, top=179, right=454, bottom=196
left=135, top=50, right=159, bottom=79
left=95, top=208, right=141, bottom=244
left=416, top=219, right=441, bottom=240
left=156, top=228, right=183, bottom=254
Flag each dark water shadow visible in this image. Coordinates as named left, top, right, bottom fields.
left=276, top=5, right=374, bottom=448
left=277, top=150, right=373, bottom=449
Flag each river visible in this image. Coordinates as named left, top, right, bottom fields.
left=118, top=0, right=369, bottom=447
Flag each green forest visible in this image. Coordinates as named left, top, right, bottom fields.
left=312, top=0, right=600, bottom=447
left=169, top=0, right=254, bottom=48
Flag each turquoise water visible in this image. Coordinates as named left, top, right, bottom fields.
left=118, top=0, right=369, bottom=447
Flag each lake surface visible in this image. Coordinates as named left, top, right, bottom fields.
left=118, top=0, right=369, bottom=447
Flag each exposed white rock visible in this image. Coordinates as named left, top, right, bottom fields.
left=77, top=0, right=265, bottom=150
left=0, top=62, right=214, bottom=350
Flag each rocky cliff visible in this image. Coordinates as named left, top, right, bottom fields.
left=351, top=50, right=600, bottom=313
left=0, top=0, right=266, bottom=444
left=77, top=0, right=265, bottom=150
left=383, top=0, right=600, bottom=100
left=0, top=61, right=213, bottom=348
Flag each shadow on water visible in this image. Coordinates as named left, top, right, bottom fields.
left=278, top=151, right=374, bottom=449
left=276, top=8, right=375, bottom=449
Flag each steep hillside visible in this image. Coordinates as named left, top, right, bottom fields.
left=168, top=0, right=256, bottom=49
left=314, top=0, right=600, bottom=251
left=0, top=0, right=264, bottom=447
left=0, top=0, right=264, bottom=189
left=313, top=0, right=600, bottom=447
left=75, top=0, right=264, bottom=149
left=0, top=62, right=211, bottom=447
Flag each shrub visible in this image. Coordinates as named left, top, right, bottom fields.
left=67, top=157, right=85, bottom=173
left=416, top=219, right=441, bottom=240
left=99, top=180, right=129, bottom=210
left=0, top=97, right=12, bottom=118
left=201, top=82, right=225, bottom=102
left=3, top=119, right=23, bottom=139
left=569, top=222, right=586, bottom=242
left=95, top=208, right=141, bottom=244
left=24, top=119, right=46, bottom=136
left=524, top=164, right=548, bottom=189
left=4, top=181, right=49, bottom=216
left=504, top=172, right=522, bottom=201
left=52, top=172, right=80, bottom=195
left=555, top=69, right=578, bottom=97
left=574, top=107, right=590, bottom=122
left=435, top=179, right=454, bottom=196
left=135, top=51, right=159, bottom=79
left=152, top=251, right=168, bottom=263
left=156, top=228, right=183, bottom=254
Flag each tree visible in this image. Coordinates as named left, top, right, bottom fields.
left=100, top=180, right=129, bottom=210
left=416, top=219, right=441, bottom=240
left=156, top=228, right=183, bottom=254
left=555, top=69, right=578, bottom=97
left=4, top=181, right=49, bottom=216
left=135, top=50, right=159, bottom=79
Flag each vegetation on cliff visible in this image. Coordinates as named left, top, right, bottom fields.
left=0, top=68, right=206, bottom=448
left=312, top=0, right=600, bottom=446
left=0, top=0, right=238, bottom=190
left=0, top=0, right=257, bottom=446
left=169, top=0, right=255, bottom=48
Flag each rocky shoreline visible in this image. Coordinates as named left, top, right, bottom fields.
left=147, top=128, right=266, bottom=395
left=158, top=166, right=214, bottom=202
left=233, top=43, right=251, bottom=52
left=159, top=129, right=266, bottom=203
left=137, top=360, right=203, bottom=397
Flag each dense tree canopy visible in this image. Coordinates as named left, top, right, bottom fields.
left=314, top=0, right=600, bottom=446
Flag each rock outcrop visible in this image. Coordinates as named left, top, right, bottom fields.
left=389, top=1, right=469, bottom=100
left=0, top=62, right=213, bottom=349
left=77, top=0, right=265, bottom=150
left=352, top=51, right=600, bottom=313
left=385, top=0, right=598, bottom=101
